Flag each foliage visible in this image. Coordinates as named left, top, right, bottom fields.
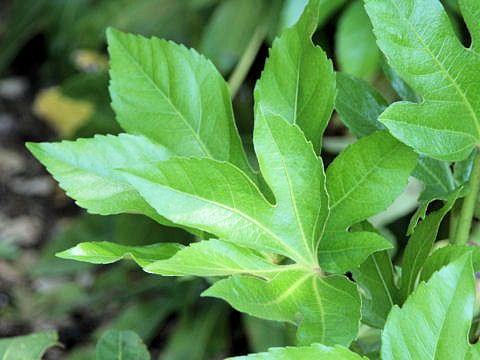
left=3, top=0, right=480, bottom=357
left=0, top=331, right=60, bottom=360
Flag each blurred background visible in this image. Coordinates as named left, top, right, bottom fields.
left=0, top=0, right=472, bottom=358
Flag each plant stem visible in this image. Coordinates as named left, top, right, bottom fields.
left=454, top=150, right=480, bottom=246
left=449, top=199, right=461, bottom=242
left=228, top=24, right=267, bottom=99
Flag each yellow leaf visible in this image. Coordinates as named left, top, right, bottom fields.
left=72, top=49, right=109, bottom=72
left=33, top=87, right=94, bottom=137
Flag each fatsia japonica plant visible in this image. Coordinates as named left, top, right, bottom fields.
left=26, top=0, right=480, bottom=358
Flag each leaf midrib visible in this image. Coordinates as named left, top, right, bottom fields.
left=401, top=213, right=445, bottom=299
left=138, top=173, right=311, bottom=265
left=264, top=272, right=313, bottom=305
left=261, top=106, right=317, bottom=266
left=114, top=37, right=213, bottom=157
left=372, top=254, right=394, bottom=307
left=388, top=0, right=480, bottom=140
left=430, top=269, right=466, bottom=359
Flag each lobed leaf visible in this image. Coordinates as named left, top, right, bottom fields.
left=325, top=131, right=417, bottom=232
left=255, top=0, right=335, bottom=153
left=205, top=270, right=360, bottom=346
left=319, top=131, right=416, bottom=273
left=365, top=0, right=480, bottom=161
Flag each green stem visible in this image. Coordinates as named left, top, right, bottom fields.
left=228, top=24, right=267, bottom=99
left=454, top=150, right=480, bottom=246
left=449, top=199, right=461, bottom=242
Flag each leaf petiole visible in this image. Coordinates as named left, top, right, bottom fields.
left=454, top=150, right=480, bottom=246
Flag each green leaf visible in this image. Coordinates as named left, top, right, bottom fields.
left=365, top=0, right=480, bottom=161
left=117, top=6, right=365, bottom=337
left=455, top=148, right=477, bottom=186
left=145, top=239, right=284, bottom=278
left=119, top=154, right=320, bottom=265
left=412, top=155, right=456, bottom=202
left=107, top=28, right=253, bottom=177
left=460, top=0, right=480, bottom=52
left=335, top=73, right=451, bottom=219
left=95, top=299, right=177, bottom=343
left=26, top=134, right=194, bottom=230
left=353, top=251, right=398, bottom=329
left=325, top=131, right=417, bottom=231
left=199, top=0, right=267, bottom=74
left=118, top=113, right=363, bottom=344
left=399, top=189, right=460, bottom=302
left=335, top=0, right=380, bottom=79
left=382, top=254, right=475, bottom=360
left=317, top=232, right=392, bottom=274
left=204, top=270, right=360, bottom=346
left=158, top=303, right=229, bottom=360
left=350, top=221, right=398, bottom=328
left=255, top=0, right=335, bottom=153
left=56, top=241, right=183, bottom=267
left=95, top=330, right=150, bottom=360
left=335, top=72, right=386, bottom=139
left=381, top=59, right=420, bottom=103
left=227, top=344, right=366, bottom=360
left=0, top=331, right=60, bottom=360
left=319, top=131, right=417, bottom=272
left=468, top=347, right=480, bottom=360
left=278, top=0, right=347, bottom=33
left=420, top=244, right=480, bottom=282
left=242, top=316, right=294, bottom=353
